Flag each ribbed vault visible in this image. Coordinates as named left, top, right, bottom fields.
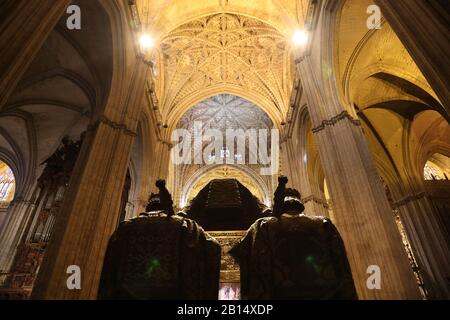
left=135, top=0, right=308, bottom=37
left=155, top=13, right=294, bottom=127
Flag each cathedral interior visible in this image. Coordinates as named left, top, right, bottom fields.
left=0, top=0, right=449, bottom=300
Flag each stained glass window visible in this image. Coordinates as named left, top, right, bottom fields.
left=424, top=162, right=442, bottom=180
left=0, top=166, right=15, bottom=205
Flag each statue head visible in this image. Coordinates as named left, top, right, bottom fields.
left=282, top=188, right=305, bottom=214
left=155, top=179, right=174, bottom=216
left=143, top=180, right=175, bottom=216
left=145, top=193, right=163, bottom=212
left=155, top=179, right=166, bottom=189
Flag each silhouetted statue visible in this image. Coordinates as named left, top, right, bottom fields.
left=98, top=180, right=221, bottom=300
left=38, top=135, right=84, bottom=187
left=145, top=192, right=162, bottom=213
left=155, top=179, right=174, bottom=216
left=230, top=176, right=357, bottom=300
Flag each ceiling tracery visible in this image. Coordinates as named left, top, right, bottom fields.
left=177, top=94, right=273, bottom=132
left=177, top=94, right=273, bottom=162
left=156, top=13, right=294, bottom=124
left=135, top=0, right=307, bottom=37
left=174, top=95, right=274, bottom=208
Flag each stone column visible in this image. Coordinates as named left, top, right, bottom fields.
left=124, top=201, right=135, bottom=220
left=375, top=0, right=450, bottom=118
left=283, top=138, right=329, bottom=217
left=393, top=189, right=450, bottom=298
left=280, top=140, right=296, bottom=185
left=295, top=109, right=329, bottom=217
left=154, top=140, right=172, bottom=181
left=0, top=195, right=36, bottom=281
left=297, top=56, right=421, bottom=299
left=0, top=177, right=41, bottom=275
left=300, top=174, right=329, bottom=218
left=0, top=0, right=71, bottom=108
left=129, top=199, right=147, bottom=218
left=31, top=58, right=149, bottom=299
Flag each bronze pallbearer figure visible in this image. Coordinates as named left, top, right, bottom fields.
left=230, top=176, right=358, bottom=300
left=97, top=180, right=221, bottom=300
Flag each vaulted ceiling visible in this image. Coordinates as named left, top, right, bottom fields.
left=153, top=13, right=294, bottom=126
left=177, top=94, right=273, bottom=132
left=134, top=1, right=307, bottom=127
left=334, top=0, right=450, bottom=186
left=0, top=0, right=113, bottom=197
left=135, top=0, right=308, bottom=36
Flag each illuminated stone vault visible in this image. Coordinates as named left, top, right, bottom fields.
left=154, top=13, right=295, bottom=126
left=173, top=94, right=275, bottom=208
left=177, top=94, right=273, bottom=132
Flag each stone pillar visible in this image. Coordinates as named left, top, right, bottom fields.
left=280, top=140, right=296, bottom=185
left=375, top=0, right=450, bottom=118
left=0, top=198, right=33, bottom=279
left=129, top=199, right=147, bottom=218
left=124, top=201, right=135, bottom=220
left=31, top=59, right=149, bottom=299
left=301, top=181, right=329, bottom=218
left=154, top=140, right=172, bottom=181
left=294, top=108, right=329, bottom=217
left=393, top=189, right=450, bottom=298
left=130, top=136, right=172, bottom=214
left=0, top=180, right=40, bottom=279
left=297, top=56, right=421, bottom=299
left=0, top=0, right=71, bottom=108
left=283, top=138, right=329, bottom=217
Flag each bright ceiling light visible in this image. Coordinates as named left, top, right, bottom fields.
left=292, top=29, right=308, bottom=47
left=139, top=34, right=155, bottom=49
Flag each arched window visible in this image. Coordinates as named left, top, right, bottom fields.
left=423, top=154, right=449, bottom=181
left=0, top=161, right=15, bottom=207
left=424, top=162, right=442, bottom=180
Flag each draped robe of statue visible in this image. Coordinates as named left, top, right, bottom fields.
left=98, top=213, right=221, bottom=300
left=98, top=180, right=221, bottom=300
left=230, top=177, right=357, bottom=300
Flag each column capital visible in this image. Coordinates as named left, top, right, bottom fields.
left=9, top=197, right=30, bottom=206
left=302, top=195, right=329, bottom=209
left=88, top=115, right=137, bottom=137
left=311, top=110, right=361, bottom=133
left=393, top=192, right=427, bottom=208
